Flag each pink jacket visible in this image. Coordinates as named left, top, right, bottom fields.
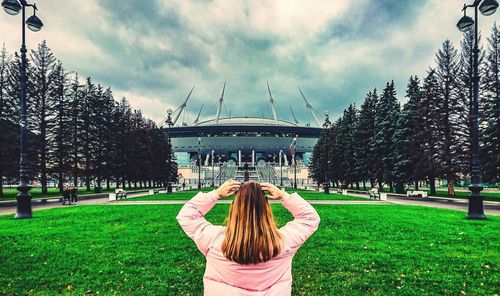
left=176, top=190, right=320, bottom=296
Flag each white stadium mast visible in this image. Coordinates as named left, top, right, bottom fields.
left=215, top=81, right=226, bottom=124
left=289, top=104, right=299, bottom=124
left=266, top=81, right=279, bottom=124
left=298, top=86, right=321, bottom=127
left=172, top=86, right=194, bottom=126
left=193, top=104, right=204, bottom=124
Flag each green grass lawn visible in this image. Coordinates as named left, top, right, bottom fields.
left=0, top=204, right=498, bottom=295
left=126, top=187, right=369, bottom=201
left=333, top=186, right=500, bottom=201
left=0, top=187, right=155, bottom=201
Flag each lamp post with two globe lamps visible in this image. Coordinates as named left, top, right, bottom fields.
left=2, top=0, right=43, bottom=219
left=456, top=0, right=498, bottom=219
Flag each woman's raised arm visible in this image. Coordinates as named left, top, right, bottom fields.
left=260, top=183, right=320, bottom=250
left=176, top=180, right=240, bottom=256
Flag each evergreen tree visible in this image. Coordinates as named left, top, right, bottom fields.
left=481, top=23, right=500, bottom=183
left=353, top=89, right=378, bottom=189
left=335, top=104, right=358, bottom=188
left=458, top=29, right=485, bottom=179
left=308, top=129, right=329, bottom=185
left=67, top=73, right=83, bottom=187
left=0, top=44, right=15, bottom=196
left=28, top=40, right=58, bottom=193
left=80, top=77, right=97, bottom=191
left=372, top=81, right=400, bottom=191
left=420, top=69, right=442, bottom=195
left=48, top=64, right=72, bottom=192
left=393, top=76, right=424, bottom=192
left=434, top=40, right=466, bottom=195
left=100, top=87, right=116, bottom=190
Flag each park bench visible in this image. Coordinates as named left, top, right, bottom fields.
left=153, top=189, right=160, bottom=194
left=368, top=189, right=381, bottom=200
left=116, top=191, right=128, bottom=200
left=406, top=190, right=428, bottom=198
left=336, top=188, right=343, bottom=194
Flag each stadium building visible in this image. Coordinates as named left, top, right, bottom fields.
left=159, top=83, right=328, bottom=187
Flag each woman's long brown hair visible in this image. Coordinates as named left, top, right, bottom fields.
left=221, top=182, right=282, bottom=265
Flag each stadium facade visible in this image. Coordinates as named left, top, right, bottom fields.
left=160, top=83, right=326, bottom=168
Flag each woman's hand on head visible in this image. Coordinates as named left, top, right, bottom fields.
left=216, top=179, right=241, bottom=198
left=260, top=182, right=285, bottom=200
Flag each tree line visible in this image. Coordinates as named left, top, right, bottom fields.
left=0, top=41, right=177, bottom=196
left=309, top=24, right=500, bottom=195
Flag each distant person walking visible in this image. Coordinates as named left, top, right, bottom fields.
left=177, top=180, right=320, bottom=295
left=62, top=186, right=71, bottom=205
left=70, top=186, right=78, bottom=203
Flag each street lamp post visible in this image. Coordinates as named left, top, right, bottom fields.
left=292, top=137, right=298, bottom=189
left=456, top=0, right=498, bottom=220
left=197, top=137, right=201, bottom=189
left=166, top=109, right=173, bottom=194
left=323, top=112, right=332, bottom=194
left=279, top=150, right=283, bottom=186
left=218, top=155, right=222, bottom=186
left=211, top=150, right=215, bottom=187
left=2, top=0, right=43, bottom=219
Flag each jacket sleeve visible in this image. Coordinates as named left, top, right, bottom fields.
left=279, top=192, right=320, bottom=250
left=176, top=190, right=224, bottom=256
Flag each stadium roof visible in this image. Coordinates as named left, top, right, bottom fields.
left=159, top=82, right=325, bottom=128
left=194, top=117, right=299, bottom=127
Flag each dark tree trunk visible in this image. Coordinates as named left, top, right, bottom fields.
left=429, top=177, right=436, bottom=195
left=0, top=171, right=3, bottom=197
left=85, top=173, right=90, bottom=191
left=58, top=172, right=63, bottom=193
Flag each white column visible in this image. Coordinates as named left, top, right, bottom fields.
left=279, top=150, right=282, bottom=167
left=238, top=150, right=241, bottom=167
left=252, top=150, right=255, bottom=166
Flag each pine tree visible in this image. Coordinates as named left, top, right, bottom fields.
left=353, top=89, right=378, bottom=189
left=335, top=104, right=358, bottom=188
left=48, top=64, right=72, bottom=192
left=80, top=77, right=97, bottom=191
left=100, top=87, right=116, bottom=190
left=420, top=69, right=442, bottom=195
left=29, top=40, right=58, bottom=193
left=372, top=81, right=400, bottom=191
left=435, top=40, right=466, bottom=195
left=481, top=23, right=500, bottom=183
left=393, top=76, right=424, bottom=192
left=0, top=44, right=15, bottom=197
left=308, top=130, right=329, bottom=185
left=67, top=73, right=83, bottom=187
left=459, top=29, right=485, bottom=180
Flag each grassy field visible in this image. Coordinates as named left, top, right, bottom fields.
left=126, top=187, right=370, bottom=201
left=334, top=186, right=500, bottom=201
left=0, top=187, right=156, bottom=201
left=0, top=204, right=498, bottom=295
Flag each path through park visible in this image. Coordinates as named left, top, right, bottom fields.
left=1, top=191, right=499, bottom=216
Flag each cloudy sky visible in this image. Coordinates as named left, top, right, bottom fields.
left=1, top=0, right=498, bottom=126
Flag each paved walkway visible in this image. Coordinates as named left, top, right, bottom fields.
left=344, top=192, right=500, bottom=216
left=0, top=191, right=145, bottom=216
left=1, top=192, right=499, bottom=216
